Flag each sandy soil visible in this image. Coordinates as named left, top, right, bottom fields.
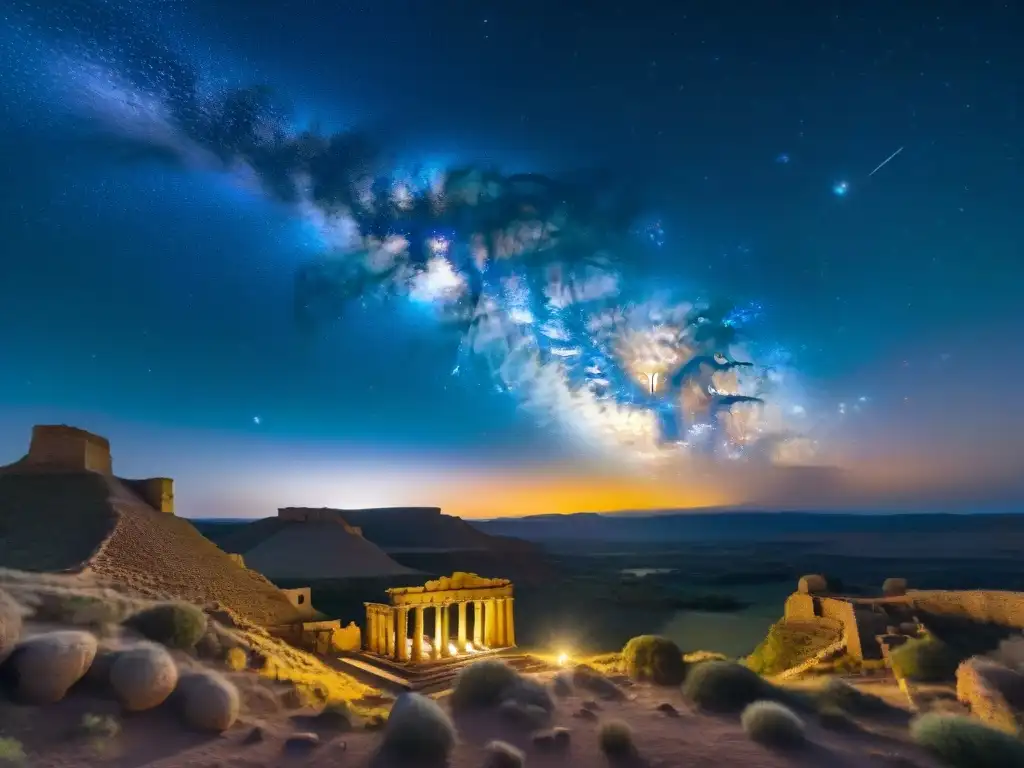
left=1, top=670, right=945, bottom=768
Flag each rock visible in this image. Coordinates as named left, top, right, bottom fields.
left=956, top=657, right=1024, bottom=734
left=177, top=670, right=240, bottom=733
left=573, top=707, right=598, bottom=721
left=552, top=674, right=573, bottom=697
left=242, top=726, right=264, bottom=744
left=109, top=643, right=179, bottom=711
left=533, top=726, right=571, bottom=751
left=0, top=589, right=24, bottom=663
left=798, top=574, right=828, bottom=595
left=283, top=732, right=320, bottom=752
left=83, top=646, right=118, bottom=686
left=8, top=630, right=97, bottom=704
left=382, top=692, right=455, bottom=761
left=582, top=699, right=600, bottom=710
left=883, top=578, right=908, bottom=597
left=484, top=739, right=525, bottom=768
left=656, top=702, right=679, bottom=716
left=364, top=713, right=387, bottom=731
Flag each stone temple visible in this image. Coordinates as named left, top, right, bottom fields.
left=364, top=572, right=515, bottom=663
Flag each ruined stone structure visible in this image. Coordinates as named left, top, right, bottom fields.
left=5, top=425, right=175, bottom=514
left=363, top=572, right=515, bottom=663
left=783, top=576, right=1024, bottom=662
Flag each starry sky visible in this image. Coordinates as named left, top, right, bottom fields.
left=0, top=0, right=1021, bottom=518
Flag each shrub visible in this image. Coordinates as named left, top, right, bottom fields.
left=450, top=659, right=520, bottom=711
left=683, top=661, right=774, bottom=713
left=483, top=739, right=525, bottom=768
left=817, top=704, right=859, bottom=731
left=382, top=692, right=456, bottom=761
left=572, top=664, right=627, bottom=700
left=0, top=737, right=26, bottom=766
left=225, top=646, right=248, bottom=671
left=109, top=643, right=179, bottom=711
left=598, top=720, right=635, bottom=759
left=741, top=700, right=806, bottom=748
left=177, top=670, right=240, bottom=733
left=124, top=602, right=207, bottom=650
left=747, top=621, right=839, bottom=676
left=889, top=636, right=960, bottom=682
left=498, top=699, right=549, bottom=729
left=505, top=675, right=554, bottom=712
left=910, top=713, right=1024, bottom=768
left=552, top=673, right=573, bottom=696
left=79, top=713, right=121, bottom=740
left=621, top=635, right=687, bottom=685
left=814, top=678, right=892, bottom=716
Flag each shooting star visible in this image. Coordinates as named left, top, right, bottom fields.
left=868, top=146, right=904, bottom=177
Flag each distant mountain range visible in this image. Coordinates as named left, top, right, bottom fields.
left=469, top=510, right=1024, bottom=543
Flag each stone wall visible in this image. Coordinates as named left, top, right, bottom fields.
left=27, top=425, right=112, bottom=474
left=956, top=658, right=1024, bottom=734
left=122, top=477, right=174, bottom=514
left=908, top=590, right=1024, bottom=629
left=783, top=593, right=816, bottom=621
left=280, top=587, right=317, bottom=619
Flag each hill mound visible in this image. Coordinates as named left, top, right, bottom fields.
left=237, top=520, right=420, bottom=581
left=0, top=472, right=301, bottom=627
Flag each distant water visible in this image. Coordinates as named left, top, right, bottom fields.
left=659, top=582, right=792, bottom=657
left=620, top=567, right=678, bottom=577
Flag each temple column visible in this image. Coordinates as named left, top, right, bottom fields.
left=385, top=608, right=396, bottom=658
left=366, top=608, right=378, bottom=653
left=457, top=601, right=468, bottom=652
left=484, top=598, right=496, bottom=647
left=432, top=605, right=443, bottom=660
left=412, top=606, right=425, bottom=663
left=473, top=601, right=483, bottom=646
left=505, top=598, right=515, bottom=647
left=378, top=610, right=387, bottom=654
left=396, top=607, right=410, bottom=662
left=495, top=598, right=507, bottom=647
left=441, top=603, right=452, bottom=657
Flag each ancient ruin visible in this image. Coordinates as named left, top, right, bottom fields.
left=363, top=572, right=515, bottom=663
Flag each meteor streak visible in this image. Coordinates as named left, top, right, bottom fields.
left=868, top=146, right=904, bottom=177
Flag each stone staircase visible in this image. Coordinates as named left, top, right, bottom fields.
left=773, top=637, right=848, bottom=681
left=332, top=650, right=555, bottom=696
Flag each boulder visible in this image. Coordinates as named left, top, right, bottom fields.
left=177, top=670, right=240, bottom=732
left=109, top=643, right=179, bottom=711
left=7, top=630, right=97, bottom=704
left=0, top=589, right=24, bottom=663
left=882, top=578, right=908, bottom=597
left=956, top=657, right=1024, bottom=734
left=797, top=574, right=828, bottom=595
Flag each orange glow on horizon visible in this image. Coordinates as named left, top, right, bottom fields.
left=433, top=470, right=731, bottom=518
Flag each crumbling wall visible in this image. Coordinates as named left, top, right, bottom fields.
left=820, top=597, right=864, bottom=659
left=281, top=587, right=316, bottom=618
left=957, top=658, right=1024, bottom=734
left=27, top=425, right=112, bottom=474
left=909, top=590, right=1024, bottom=629
left=784, top=593, right=816, bottom=621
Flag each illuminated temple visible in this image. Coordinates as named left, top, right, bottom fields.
left=364, top=573, right=515, bottom=663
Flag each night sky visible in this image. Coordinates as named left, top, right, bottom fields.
left=0, top=0, right=1021, bottom=518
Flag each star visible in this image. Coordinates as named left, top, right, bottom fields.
left=253, top=416, right=261, bottom=426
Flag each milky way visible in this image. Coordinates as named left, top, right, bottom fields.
left=2, top=0, right=829, bottom=468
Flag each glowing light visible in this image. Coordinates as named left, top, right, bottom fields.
left=557, top=652, right=570, bottom=667
left=832, top=180, right=850, bottom=196
left=448, top=642, right=459, bottom=656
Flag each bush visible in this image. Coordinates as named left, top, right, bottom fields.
left=910, top=713, right=1024, bottom=768
left=0, top=737, right=26, bottom=765
left=224, top=646, right=248, bottom=671
left=450, top=659, right=520, bottom=711
left=889, top=636, right=960, bottom=682
left=124, top=602, right=207, bottom=650
left=683, top=661, right=775, bottom=713
left=382, top=692, right=456, bottom=762
left=814, top=678, right=893, bottom=716
left=483, top=739, right=524, bottom=768
left=741, top=700, right=806, bottom=749
left=572, top=664, right=627, bottom=700
left=622, top=635, right=687, bottom=685
left=598, top=720, right=635, bottom=759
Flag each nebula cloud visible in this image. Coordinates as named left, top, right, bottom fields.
left=5, top=1, right=823, bottom=468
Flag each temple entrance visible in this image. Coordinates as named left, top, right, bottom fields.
left=363, top=572, right=515, bottom=663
